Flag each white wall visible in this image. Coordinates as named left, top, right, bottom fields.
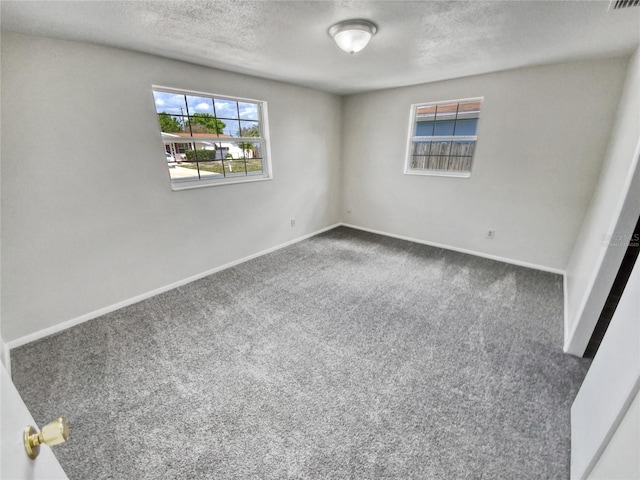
left=0, top=337, right=9, bottom=373
left=341, top=58, right=629, bottom=272
left=571, top=258, right=640, bottom=479
left=587, top=391, right=640, bottom=480
left=564, top=48, right=640, bottom=356
left=0, top=32, right=342, bottom=343
left=1, top=31, right=635, bottom=351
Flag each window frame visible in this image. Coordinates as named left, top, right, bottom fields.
left=152, top=85, right=273, bottom=191
left=404, top=97, right=483, bottom=179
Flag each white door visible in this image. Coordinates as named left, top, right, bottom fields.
left=1, top=364, right=69, bottom=479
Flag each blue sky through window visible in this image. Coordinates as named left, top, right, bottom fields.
left=153, top=90, right=260, bottom=137
left=416, top=118, right=478, bottom=136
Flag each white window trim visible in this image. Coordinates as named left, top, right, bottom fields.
left=152, top=85, right=273, bottom=191
left=404, top=96, right=483, bottom=179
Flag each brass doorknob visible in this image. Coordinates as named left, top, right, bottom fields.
left=24, top=417, right=69, bottom=459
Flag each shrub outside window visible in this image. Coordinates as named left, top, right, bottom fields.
left=152, top=87, right=272, bottom=190
left=405, top=98, right=483, bottom=178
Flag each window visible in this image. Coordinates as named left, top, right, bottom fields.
left=152, top=87, right=272, bottom=190
left=405, top=98, right=483, bottom=178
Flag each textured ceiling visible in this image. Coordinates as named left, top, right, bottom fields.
left=1, top=0, right=639, bottom=95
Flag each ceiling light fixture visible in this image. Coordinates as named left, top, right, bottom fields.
left=328, top=19, right=377, bottom=54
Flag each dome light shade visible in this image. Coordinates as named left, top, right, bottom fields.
left=329, top=20, right=377, bottom=54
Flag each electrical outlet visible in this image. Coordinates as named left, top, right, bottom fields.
left=487, top=230, right=495, bottom=239
left=291, top=219, right=296, bottom=227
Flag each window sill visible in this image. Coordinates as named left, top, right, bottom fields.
left=170, top=174, right=272, bottom=191
left=404, top=169, right=471, bottom=178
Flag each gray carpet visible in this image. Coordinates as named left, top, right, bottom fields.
left=11, top=226, right=590, bottom=479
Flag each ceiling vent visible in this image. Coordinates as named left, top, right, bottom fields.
left=610, top=0, right=640, bottom=9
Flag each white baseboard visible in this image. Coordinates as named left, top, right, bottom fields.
left=6, top=223, right=341, bottom=350
left=8, top=222, right=567, bottom=351
left=341, top=223, right=571, bottom=350
left=340, top=223, right=566, bottom=275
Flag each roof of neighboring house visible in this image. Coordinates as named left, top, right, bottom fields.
left=416, top=100, right=482, bottom=117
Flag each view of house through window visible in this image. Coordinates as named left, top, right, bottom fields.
left=152, top=87, right=271, bottom=189
left=405, top=98, right=482, bottom=177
